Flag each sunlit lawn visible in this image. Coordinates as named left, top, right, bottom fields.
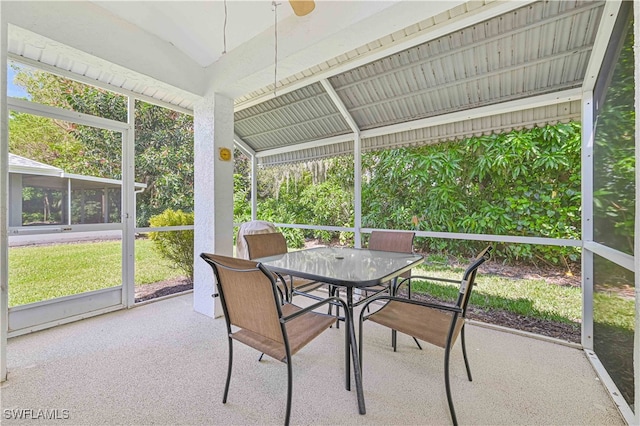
left=8, top=239, right=182, bottom=307
left=13, top=240, right=625, bottom=332
left=409, top=262, right=583, bottom=325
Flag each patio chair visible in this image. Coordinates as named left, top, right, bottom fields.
left=358, top=246, right=492, bottom=426
left=363, top=230, right=415, bottom=297
left=200, top=253, right=350, bottom=426
left=330, top=230, right=415, bottom=324
left=244, top=232, right=326, bottom=301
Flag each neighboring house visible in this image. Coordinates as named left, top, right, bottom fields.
left=8, top=153, right=146, bottom=227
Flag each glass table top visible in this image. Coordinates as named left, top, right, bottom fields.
left=257, top=246, right=424, bottom=288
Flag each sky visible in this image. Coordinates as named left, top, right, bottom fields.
left=7, top=65, right=29, bottom=98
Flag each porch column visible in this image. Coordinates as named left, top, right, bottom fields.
left=193, top=93, right=234, bottom=317
left=1, top=0, right=8, bottom=382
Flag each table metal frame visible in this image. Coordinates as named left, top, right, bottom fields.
left=258, top=246, right=425, bottom=415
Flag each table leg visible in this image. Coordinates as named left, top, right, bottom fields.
left=345, top=287, right=366, bottom=415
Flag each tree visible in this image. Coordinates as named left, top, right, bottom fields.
left=133, top=101, right=194, bottom=227
left=9, top=111, right=83, bottom=169
left=9, top=65, right=195, bottom=227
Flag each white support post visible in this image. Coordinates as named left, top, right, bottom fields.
left=320, top=79, right=362, bottom=247
left=354, top=133, right=362, bottom=248
left=123, top=97, right=136, bottom=307
left=67, top=178, right=71, bottom=225
left=0, top=1, right=8, bottom=382
left=194, top=93, right=234, bottom=317
left=8, top=174, right=21, bottom=226
left=581, top=90, right=594, bottom=351
left=251, top=154, right=257, bottom=221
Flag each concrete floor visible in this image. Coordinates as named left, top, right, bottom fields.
left=1, top=293, right=626, bottom=425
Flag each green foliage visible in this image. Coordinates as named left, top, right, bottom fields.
left=250, top=124, right=586, bottom=267
left=149, top=209, right=194, bottom=279
left=9, top=112, right=83, bottom=169
left=133, top=101, right=194, bottom=226
left=280, top=227, right=306, bottom=249
left=592, top=22, right=635, bottom=255
left=362, top=123, right=582, bottom=265
left=256, top=157, right=354, bottom=244
left=234, top=174, right=252, bottom=224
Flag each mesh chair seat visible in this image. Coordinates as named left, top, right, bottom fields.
left=232, top=303, right=337, bottom=362
left=367, top=300, right=464, bottom=349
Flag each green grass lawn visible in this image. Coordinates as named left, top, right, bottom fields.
left=8, top=239, right=183, bottom=307
left=10, top=238, right=583, bottom=325
left=12, top=240, right=632, bottom=335
left=407, top=263, right=583, bottom=325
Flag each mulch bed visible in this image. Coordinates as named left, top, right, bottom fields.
left=135, top=277, right=193, bottom=302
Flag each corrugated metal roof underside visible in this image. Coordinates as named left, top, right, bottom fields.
left=258, top=100, right=581, bottom=167
left=234, top=82, right=352, bottom=151
left=233, top=1, right=493, bottom=107
left=327, top=1, right=603, bottom=131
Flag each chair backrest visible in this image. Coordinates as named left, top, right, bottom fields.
left=235, top=220, right=277, bottom=259
left=368, top=230, right=414, bottom=253
left=368, top=231, right=415, bottom=278
left=456, top=246, right=492, bottom=313
left=200, top=253, right=285, bottom=344
left=244, top=232, right=288, bottom=260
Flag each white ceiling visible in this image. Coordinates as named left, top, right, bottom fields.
left=92, top=1, right=296, bottom=68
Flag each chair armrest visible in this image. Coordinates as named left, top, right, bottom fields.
left=280, top=296, right=348, bottom=323
left=395, top=274, right=460, bottom=295
left=359, top=294, right=462, bottom=322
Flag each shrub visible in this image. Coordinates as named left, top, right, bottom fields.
left=149, top=209, right=194, bottom=280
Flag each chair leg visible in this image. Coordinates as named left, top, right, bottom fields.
left=328, top=286, right=341, bottom=329
left=285, top=358, right=293, bottom=426
left=444, top=346, right=458, bottom=426
left=358, top=318, right=364, bottom=370
left=391, top=331, right=422, bottom=352
left=346, top=313, right=351, bottom=390
left=412, top=337, right=423, bottom=350
left=223, top=337, right=233, bottom=403
left=460, top=325, right=472, bottom=381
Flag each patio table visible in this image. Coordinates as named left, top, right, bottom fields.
left=257, top=246, right=425, bottom=416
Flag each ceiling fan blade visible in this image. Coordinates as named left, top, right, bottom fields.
left=289, top=0, right=315, bottom=16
